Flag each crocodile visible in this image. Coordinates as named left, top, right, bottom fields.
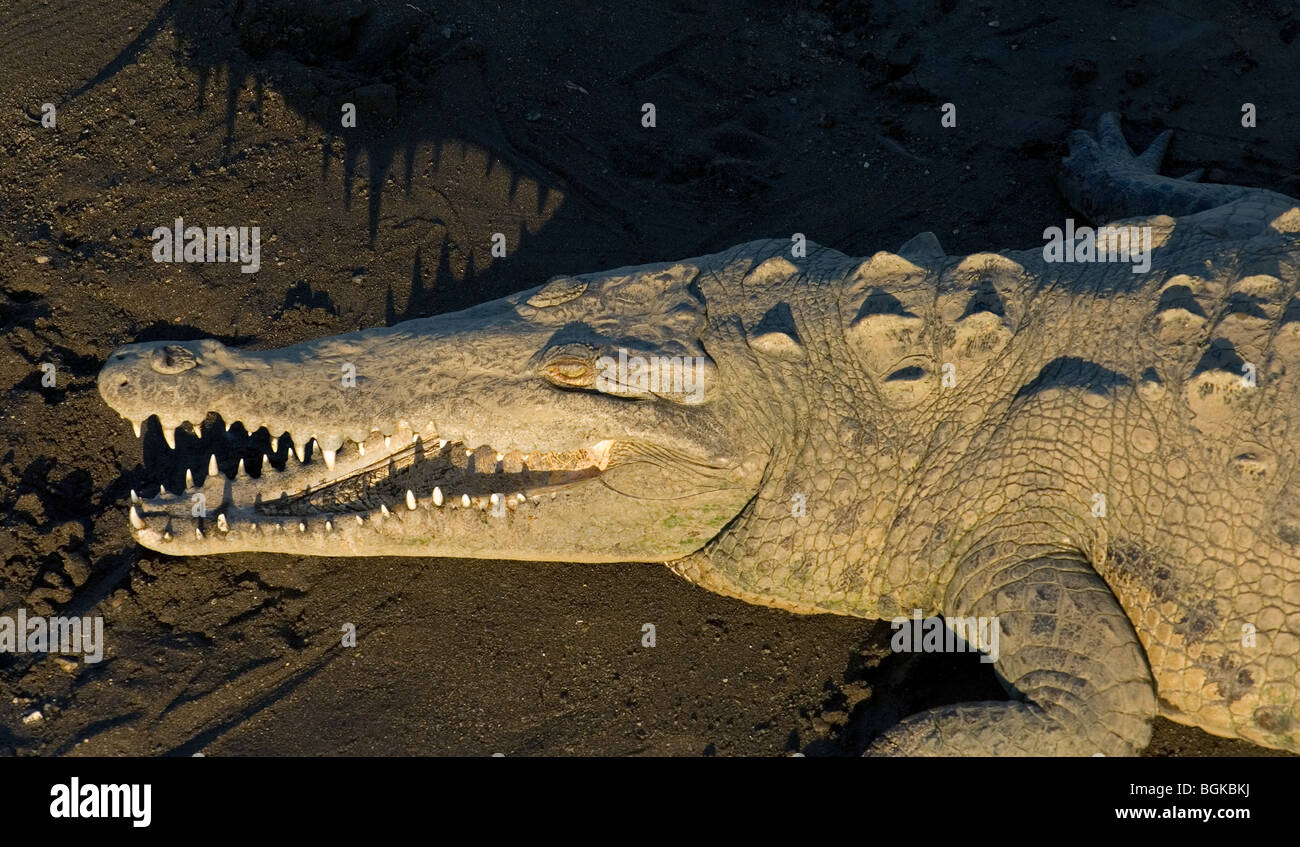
left=98, top=115, right=1300, bottom=755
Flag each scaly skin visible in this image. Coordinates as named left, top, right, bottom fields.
left=98, top=115, right=1300, bottom=755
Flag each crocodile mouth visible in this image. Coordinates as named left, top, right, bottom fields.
left=123, top=412, right=615, bottom=542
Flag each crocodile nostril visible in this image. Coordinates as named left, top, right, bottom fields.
left=150, top=345, right=197, bottom=374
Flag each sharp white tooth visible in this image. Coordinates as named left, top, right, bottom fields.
left=516, top=492, right=527, bottom=502
left=413, top=433, right=420, bottom=445
left=355, top=515, right=364, bottom=525
left=381, top=504, right=391, bottom=517
left=358, top=442, right=365, bottom=456
left=438, top=439, right=447, bottom=449
left=299, top=522, right=306, bottom=532
left=384, top=436, right=391, bottom=449
left=129, top=505, right=145, bottom=530
left=270, top=436, right=279, bottom=452
left=294, top=442, right=307, bottom=462
left=325, top=519, right=333, bottom=531
left=131, top=419, right=141, bottom=438
left=465, top=449, right=474, bottom=457
left=130, top=489, right=139, bottom=504
left=496, top=452, right=504, bottom=462
left=162, top=530, right=172, bottom=541
left=159, top=483, right=168, bottom=496
left=433, top=487, right=444, bottom=506
left=162, top=426, right=176, bottom=449
left=263, top=453, right=272, bottom=470
left=195, top=527, right=204, bottom=539
left=323, top=449, right=336, bottom=470
left=237, top=458, right=247, bottom=478
left=461, top=493, right=471, bottom=508
left=217, top=514, right=229, bottom=532
left=208, top=454, right=218, bottom=477
left=185, top=469, right=195, bottom=489
left=406, top=489, right=417, bottom=510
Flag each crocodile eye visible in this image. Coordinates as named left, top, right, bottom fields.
left=542, top=356, right=596, bottom=387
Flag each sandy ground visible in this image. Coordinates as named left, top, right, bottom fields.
left=2, top=0, right=1297, bottom=755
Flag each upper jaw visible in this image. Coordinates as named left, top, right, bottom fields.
left=118, top=403, right=620, bottom=511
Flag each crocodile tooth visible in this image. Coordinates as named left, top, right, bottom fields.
left=162, top=425, right=176, bottom=449
left=433, top=487, right=444, bottom=506
left=496, top=452, right=504, bottom=462
left=195, top=527, right=204, bottom=539
left=299, top=522, right=306, bottom=532
left=159, top=483, right=168, bottom=496
left=516, top=493, right=527, bottom=502
left=217, top=514, right=229, bottom=532
left=355, top=515, right=364, bottom=525
left=413, top=434, right=421, bottom=445
left=208, top=454, right=218, bottom=477
left=384, top=436, right=391, bottom=449
left=323, top=449, right=336, bottom=470
left=294, top=441, right=308, bottom=463
left=461, top=493, right=471, bottom=507
left=185, top=469, right=195, bottom=489
left=358, top=442, right=365, bottom=456
left=270, top=436, right=279, bottom=452
left=406, top=489, right=417, bottom=510
left=129, top=505, right=145, bottom=530
left=162, top=530, right=172, bottom=541
left=263, top=453, right=272, bottom=470
left=325, top=519, right=333, bottom=531
left=129, top=489, right=139, bottom=504
left=236, top=458, right=247, bottom=478
left=131, top=419, right=142, bottom=438
left=381, top=504, right=391, bottom=517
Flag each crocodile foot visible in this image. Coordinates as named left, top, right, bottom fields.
left=1058, top=112, right=1255, bottom=223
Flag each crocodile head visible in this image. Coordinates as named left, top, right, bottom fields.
left=98, top=259, right=771, bottom=562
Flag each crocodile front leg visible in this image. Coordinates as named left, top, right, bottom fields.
left=868, top=551, right=1157, bottom=756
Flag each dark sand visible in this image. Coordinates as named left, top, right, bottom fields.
left=2, top=0, right=1297, bottom=755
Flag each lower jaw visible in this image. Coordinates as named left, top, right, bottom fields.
left=128, top=480, right=630, bottom=561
